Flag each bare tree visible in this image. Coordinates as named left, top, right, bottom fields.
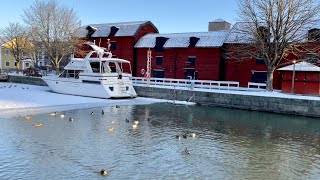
left=227, top=0, right=320, bottom=91
left=22, top=0, right=84, bottom=72
left=0, top=22, right=31, bottom=70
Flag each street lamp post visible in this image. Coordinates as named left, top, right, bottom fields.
left=291, top=60, right=296, bottom=94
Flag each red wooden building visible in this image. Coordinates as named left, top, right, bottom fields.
left=134, top=31, right=229, bottom=80
left=223, top=22, right=320, bottom=90
left=76, top=21, right=158, bottom=75
left=278, top=61, right=320, bottom=95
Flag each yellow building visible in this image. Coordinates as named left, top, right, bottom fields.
left=0, top=39, right=32, bottom=72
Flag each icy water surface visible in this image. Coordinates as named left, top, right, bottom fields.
left=1, top=104, right=320, bottom=179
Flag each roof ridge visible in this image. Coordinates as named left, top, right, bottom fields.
left=85, top=21, right=149, bottom=27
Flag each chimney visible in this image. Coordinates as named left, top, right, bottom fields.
left=208, top=18, right=231, bottom=31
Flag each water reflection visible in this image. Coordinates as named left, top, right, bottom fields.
left=1, top=104, right=320, bottom=179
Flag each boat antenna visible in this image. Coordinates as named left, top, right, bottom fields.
left=99, top=38, right=101, bottom=47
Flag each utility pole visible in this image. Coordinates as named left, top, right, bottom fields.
left=291, top=60, right=296, bottom=94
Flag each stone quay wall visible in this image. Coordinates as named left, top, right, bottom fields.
left=134, top=86, right=320, bottom=118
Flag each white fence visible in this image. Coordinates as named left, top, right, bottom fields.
left=248, top=82, right=267, bottom=89
left=132, top=77, right=266, bottom=91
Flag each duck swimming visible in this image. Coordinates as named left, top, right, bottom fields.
left=50, top=112, right=57, bottom=116
left=33, top=124, right=43, bottom=127
left=25, top=115, right=32, bottom=120
left=100, top=169, right=108, bottom=176
left=183, top=148, right=190, bottom=155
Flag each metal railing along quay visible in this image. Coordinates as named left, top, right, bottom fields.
left=132, top=77, right=266, bottom=92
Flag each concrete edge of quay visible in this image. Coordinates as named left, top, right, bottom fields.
left=6, top=75, right=320, bottom=118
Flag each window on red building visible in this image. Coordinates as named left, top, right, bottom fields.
left=110, top=41, right=117, bottom=50
left=256, top=58, right=265, bottom=64
left=256, top=54, right=265, bottom=64
left=187, top=56, right=196, bottom=66
left=153, top=70, right=165, bottom=78
left=156, top=56, right=163, bottom=65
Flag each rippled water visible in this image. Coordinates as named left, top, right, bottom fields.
left=1, top=104, right=320, bottom=179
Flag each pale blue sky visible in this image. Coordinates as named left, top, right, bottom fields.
left=0, top=0, right=238, bottom=33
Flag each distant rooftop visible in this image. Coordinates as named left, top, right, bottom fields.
left=225, top=20, right=320, bottom=44
left=278, top=61, right=320, bottom=72
left=210, top=18, right=228, bottom=23
left=75, top=21, right=158, bottom=38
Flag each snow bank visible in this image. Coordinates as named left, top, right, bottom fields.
left=0, top=82, right=191, bottom=118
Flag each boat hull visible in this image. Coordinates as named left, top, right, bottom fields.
left=43, top=77, right=137, bottom=99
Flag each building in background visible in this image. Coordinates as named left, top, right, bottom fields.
left=278, top=61, right=320, bottom=95
left=223, top=22, right=320, bottom=90
left=134, top=19, right=230, bottom=80
left=75, top=21, right=159, bottom=76
left=0, top=39, right=31, bottom=71
left=135, top=31, right=229, bottom=80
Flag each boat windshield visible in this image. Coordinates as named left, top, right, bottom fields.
left=99, top=61, right=132, bottom=74
left=59, top=70, right=83, bottom=79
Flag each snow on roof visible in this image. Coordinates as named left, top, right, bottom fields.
left=210, top=18, right=228, bottom=23
left=135, top=30, right=229, bottom=48
left=277, top=61, right=320, bottom=72
left=75, top=21, right=157, bottom=37
left=226, top=20, right=320, bottom=44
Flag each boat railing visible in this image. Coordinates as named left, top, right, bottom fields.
left=132, top=77, right=267, bottom=92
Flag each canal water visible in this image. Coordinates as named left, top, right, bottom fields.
left=1, top=103, right=320, bottom=179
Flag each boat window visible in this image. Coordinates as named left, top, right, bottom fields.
left=59, top=69, right=83, bottom=78
left=119, top=62, right=132, bottom=74
left=68, top=70, right=75, bottom=78
left=101, top=61, right=111, bottom=73
left=109, top=62, right=117, bottom=73
left=90, top=62, right=100, bottom=73
left=59, top=70, right=67, bottom=78
left=75, top=70, right=82, bottom=79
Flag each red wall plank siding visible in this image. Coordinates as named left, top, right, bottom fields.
left=281, top=71, right=320, bottom=95
left=135, top=47, right=221, bottom=80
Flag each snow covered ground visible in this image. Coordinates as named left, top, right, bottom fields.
left=0, top=82, right=192, bottom=118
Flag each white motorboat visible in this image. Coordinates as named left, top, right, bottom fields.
left=43, top=43, right=137, bottom=99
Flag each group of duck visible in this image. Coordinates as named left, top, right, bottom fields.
left=175, top=132, right=197, bottom=140
left=1, top=84, right=29, bottom=89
